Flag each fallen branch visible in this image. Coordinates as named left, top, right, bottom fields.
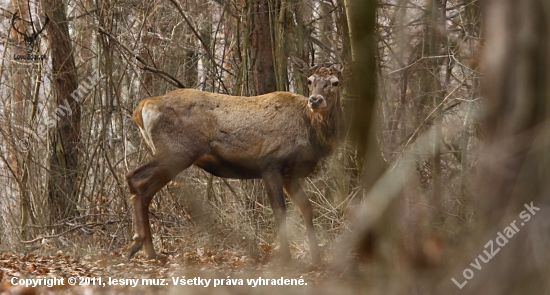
left=21, top=220, right=121, bottom=244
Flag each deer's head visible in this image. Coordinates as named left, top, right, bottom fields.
left=307, top=65, right=341, bottom=112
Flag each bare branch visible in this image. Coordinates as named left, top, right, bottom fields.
left=98, top=27, right=186, bottom=88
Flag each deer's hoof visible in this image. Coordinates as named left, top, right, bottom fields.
left=128, top=237, right=144, bottom=259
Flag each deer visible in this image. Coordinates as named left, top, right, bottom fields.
left=126, top=59, right=344, bottom=264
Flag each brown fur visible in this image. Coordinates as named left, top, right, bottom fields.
left=126, top=66, right=344, bottom=263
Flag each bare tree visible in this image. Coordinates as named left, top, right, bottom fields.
left=42, top=0, right=81, bottom=221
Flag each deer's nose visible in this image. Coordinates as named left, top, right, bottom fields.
left=309, top=95, right=325, bottom=109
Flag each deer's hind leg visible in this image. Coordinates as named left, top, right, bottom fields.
left=126, top=155, right=192, bottom=259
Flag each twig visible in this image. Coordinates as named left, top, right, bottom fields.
left=166, top=0, right=230, bottom=93
left=97, top=27, right=186, bottom=88
left=166, top=0, right=211, bottom=57
left=222, top=178, right=239, bottom=199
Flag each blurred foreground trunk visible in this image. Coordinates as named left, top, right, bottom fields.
left=340, top=0, right=550, bottom=294
left=439, top=0, right=550, bottom=293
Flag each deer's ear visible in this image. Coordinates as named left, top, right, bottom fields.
left=331, top=64, right=346, bottom=79
left=290, top=53, right=313, bottom=77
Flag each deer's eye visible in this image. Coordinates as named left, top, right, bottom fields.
left=307, top=78, right=313, bottom=85
left=331, top=81, right=339, bottom=87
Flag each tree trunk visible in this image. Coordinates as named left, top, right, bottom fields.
left=9, top=0, right=31, bottom=239
left=291, top=0, right=311, bottom=96
left=273, top=0, right=290, bottom=91
left=343, top=0, right=380, bottom=179
left=42, top=0, right=81, bottom=222
left=250, top=0, right=277, bottom=95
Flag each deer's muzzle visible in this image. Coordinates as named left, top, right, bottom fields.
left=309, top=95, right=326, bottom=110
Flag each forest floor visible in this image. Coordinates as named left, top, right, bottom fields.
left=0, top=247, right=364, bottom=295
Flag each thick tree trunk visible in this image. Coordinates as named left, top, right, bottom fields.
left=250, top=0, right=277, bottom=95
left=42, top=0, right=81, bottom=221
left=291, top=0, right=311, bottom=96
left=343, top=0, right=380, bottom=179
left=273, top=0, right=290, bottom=91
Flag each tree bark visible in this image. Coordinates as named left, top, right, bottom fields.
left=343, top=0, right=381, bottom=180
left=9, top=0, right=34, bottom=240
left=291, top=0, right=311, bottom=96
left=42, top=0, right=81, bottom=221
left=250, top=0, right=277, bottom=95
left=273, top=0, right=290, bottom=91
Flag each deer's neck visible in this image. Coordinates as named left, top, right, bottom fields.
left=304, top=102, right=343, bottom=158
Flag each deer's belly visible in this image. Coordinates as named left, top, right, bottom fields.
left=193, top=155, right=262, bottom=179
left=193, top=154, right=318, bottom=180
